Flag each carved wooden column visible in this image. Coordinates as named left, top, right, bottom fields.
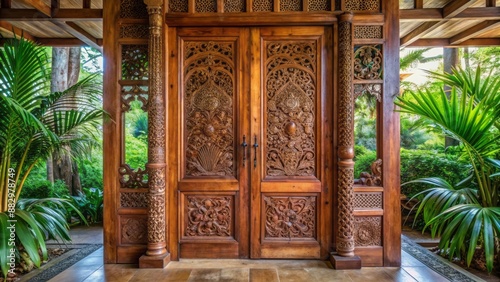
left=139, top=0, right=170, bottom=268
left=330, top=12, right=361, bottom=269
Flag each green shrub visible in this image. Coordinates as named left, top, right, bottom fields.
left=20, top=179, right=70, bottom=199
left=79, top=158, right=103, bottom=189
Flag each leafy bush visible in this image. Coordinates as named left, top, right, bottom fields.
left=20, top=179, right=69, bottom=199
left=65, top=187, right=103, bottom=224
left=78, top=158, right=103, bottom=189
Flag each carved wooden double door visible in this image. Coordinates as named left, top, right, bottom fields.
left=168, top=26, right=332, bottom=259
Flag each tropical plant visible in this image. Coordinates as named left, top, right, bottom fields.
left=395, top=66, right=500, bottom=273
left=65, top=187, right=103, bottom=224
left=0, top=37, right=104, bottom=277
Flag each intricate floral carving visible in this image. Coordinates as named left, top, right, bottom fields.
left=120, top=0, right=148, bottom=18
left=308, top=0, right=330, bottom=11
left=353, top=192, right=382, bottom=209
left=264, top=196, right=316, bottom=239
left=265, top=41, right=317, bottom=177
left=252, top=0, right=273, bottom=11
left=354, top=159, right=382, bottom=186
left=119, top=164, right=148, bottom=188
left=121, top=45, right=149, bottom=80
left=185, top=196, right=232, bottom=237
left=121, top=85, right=148, bottom=112
left=224, top=0, right=245, bottom=12
left=280, top=0, right=301, bottom=11
left=147, top=193, right=165, bottom=243
left=120, top=192, right=148, bottom=208
left=121, top=216, right=148, bottom=244
left=354, top=217, right=382, bottom=246
left=120, top=25, right=149, bottom=39
left=184, top=41, right=235, bottom=177
left=344, top=0, right=380, bottom=12
left=354, top=45, right=382, bottom=80
left=196, top=0, right=217, bottom=12
left=354, top=26, right=383, bottom=39
left=338, top=166, right=355, bottom=253
left=169, top=0, right=188, bottom=12
left=354, top=83, right=381, bottom=102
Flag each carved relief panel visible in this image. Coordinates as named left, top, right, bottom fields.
left=182, top=40, right=236, bottom=178
left=263, top=40, right=318, bottom=178
left=182, top=194, right=234, bottom=238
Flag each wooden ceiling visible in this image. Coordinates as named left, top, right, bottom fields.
left=1, top=0, right=499, bottom=50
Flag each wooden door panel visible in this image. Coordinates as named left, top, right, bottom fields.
left=176, top=28, right=249, bottom=258
left=251, top=26, right=330, bottom=259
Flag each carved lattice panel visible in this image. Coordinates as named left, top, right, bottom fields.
left=354, top=45, right=382, bottom=80
left=121, top=85, right=148, bottom=112
left=121, top=45, right=149, bottom=80
left=196, top=0, right=217, bottom=12
left=183, top=41, right=236, bottom=177
left=354, top=192, right=382, bottom=209
left=344, top=0, right=380, bottom=12
left=280, top=0, right=302, bottom=11
left=119, top=164, right=148, bottom=188
left=224, top=0, right=245, bottom=12
left=252, top=0, right=273, bottom=11
left=264, top=40, right=317, bottom=177
left=354, top=217, right=382, bottom=246
left=183, top=195, right=233, bottom=238
left=354, top=26, right=383, bottom=39
left=308, top=0, right=330, bottom=11
left=120, top=192, right=148, bottom=208
left=120, top=216, right=148, bottom=244
left=354, top=83, right=382, bottom=101
left=120, top=25, right=149, bottom=39
left=263, top=195, right=316, bottom=239
left=169, top=0, right=189, bottom=12
left=120, top=0, right=148, bottom=19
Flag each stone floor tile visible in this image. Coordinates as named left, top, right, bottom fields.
left=249, top=269, right=279, bottom=282
left=344, top=268, right=395, bottom=282
left=304, top=267, right=353, bottom=281
left=383, top=267, right=418, bottom=282
left=187, top=268, right=222, bottom=281
left=402, top=266, right=450, bottom=282
left=278, top=268, right=315, bottom=282
left=401, top=251, right=426, bottom=267
left=220, top=268, right=249, bottom=282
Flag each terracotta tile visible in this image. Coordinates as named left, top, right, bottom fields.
left=403, top=266, right=449, bottom=282
left=278, top=269, right=314, bottom=282
left=383, top=267, right=418, bottom=282
left=220, top=268, right=249, bottom=282
left=187, top=269, right=222, bottom=281
left=250, top=269, right=279, bottom=282
left=344, top=268, right=395, bottom=282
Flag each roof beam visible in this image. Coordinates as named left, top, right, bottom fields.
left=414, top=0, right=423, bottom=9
left=0, top=20, right=36, bottom=41
left=0, top=8, right=102, bottom=21
left=83, top=0, right=91, bottom=8
left=486, top=0, right=496, bottom=7
left=1, top=0, right=11, bottom=8
left=408, top=38, right=500, bottom=47
left=450, top=20, right=500, bottom=44
left=443, top=0, right=475, bottom=18
left=34, top=37, right=92, bottom=46
left=22, top=0, right=51, bottom=17
left=53, top=21, right=102, bottom=52
left=401, top=7, right=500, bottom=21
left=400, top=21, right=442, bottom=47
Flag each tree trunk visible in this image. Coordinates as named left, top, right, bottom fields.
left=49, top=47, right=82, bottom=195
left=443, top=48, right=460, bottom=148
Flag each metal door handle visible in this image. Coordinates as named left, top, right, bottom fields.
left=241, top=135, right=248, bottom=167
left=253, top=135, right=258, bottom=168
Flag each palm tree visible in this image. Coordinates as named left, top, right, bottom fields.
left=395, top=66, right=500, bottom=273
left=0, top=37, right=104, bottom=277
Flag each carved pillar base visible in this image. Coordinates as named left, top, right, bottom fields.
left=139, top=253, right=171, bottom=268
left=329, top=252, right=361, bottom=269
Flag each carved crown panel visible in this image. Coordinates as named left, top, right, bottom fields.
left=280, top=0, right=302, bottom=11
left=308, top=0, right=331, bottom=11
left=354, top=216, right=382, bottom=246
left=184, top=195, right=233, bottom=237
left=344, top=0, right=380, bottom=12
left=252, top=0, right=273, bottom=11
left=264, top=41, right=317, bottom=177
left=121, top=85, right=149, bottom=112
left=264, top=195, right=316, bottom=239
left=120, top=0, right=148, bottom=19
left=354, top=45, right=383, bottom=80
left=121, top=45, right=149, bottom=80
left=196, top=0, right=217, bottom=12
left=183, top=41, right=236, bottom=177
left=224, top=0, right=245, bottom=12
left=169, top=0, right=189, bottom=12
left=354, top=26, right=383, bottom=39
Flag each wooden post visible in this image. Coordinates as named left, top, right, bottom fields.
left=139, top=0, right=170, bottom=268
left=330, top=12, right=361, bottom=270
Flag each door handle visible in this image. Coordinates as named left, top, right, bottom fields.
left=253, top=135, right=258, bottom=168
left=241, top=135, right=248, bottom=167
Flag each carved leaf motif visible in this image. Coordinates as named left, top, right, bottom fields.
left=185, top=196, right=232, bottom=237
left=184, top=41, right=235, bottom=177
left=354, top=45, right=383, bottom=80
left=265, top=41, right=317, bottom=177
left=264, top=196, right=316, bottom=239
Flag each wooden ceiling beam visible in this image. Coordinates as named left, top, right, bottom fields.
left=34, top=37, right=88, bottom=46
left=400, top=21, right=443, bottom=47
left=1, top=0, right=11, bottom=8
left=408, top=38, right=500, bottom=47
left=23, top=0, right=52, bottom=17
left=0, top=8, right=102, bottom=21
left=401, top=7, right=500, bottom=21
left=83, top=0, right=90, bottom=8
left=0, top=20, right=36, bottom=41
left=414, top=0, right=423, bottom=9
left=53, top=21, right=102, bottom=52
left=443, top=0, right=475, bottom=19
left=486, top=0, right=496, bottom=7
left=450, top=20, right=500, bottom=44
left=51, top=0, right=60, bottom=16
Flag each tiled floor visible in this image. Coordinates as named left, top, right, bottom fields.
left=45, top=226, right=487, bottom=282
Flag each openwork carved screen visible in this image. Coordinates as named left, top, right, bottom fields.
left=264, top=40, right=317, bottom=177
left=354, top=45, right=383, bottom=80
left=344, top=0, right=380, bottom=12
left=263, top=195, right=316, bottom=239
left=183, top=40, right=236, bottom=177
left=252, top=0, right=273, bottom=11
left=122, top=45, right=149, bottom=80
